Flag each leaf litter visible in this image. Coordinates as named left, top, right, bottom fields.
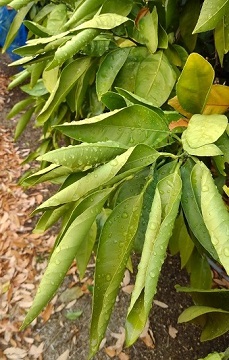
left=0, top=127, right=90, bottom=359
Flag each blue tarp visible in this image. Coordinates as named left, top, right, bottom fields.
left=0, top=6, right=27, bottom=60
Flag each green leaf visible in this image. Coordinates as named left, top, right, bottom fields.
left=46, top=29, right=100, bottom=70
left=182, top=131, right=223, bottom=157
left=23, top=20, right=50, bottom=37
left=215, top=132, right=229, bottom=175
left=215, top=17, right=226, bottom=66
left=115, top=49, right=176, bottom=107
left=63, top=0, right=107, bottom=29
left=169, top=211, right=194, bottom=268
left=75, top=222, right=97, bottom=279
left=198, top=162, right=229, bottom=274
left=101, top=91, right=127, bottom=110
left=8, top=69, right=30, bottom=90
left=133, top=168, right=157, bottom=253
left=21, top=80, right=48, bottom=97
left=7, top=0, right=33, bottom=10
left=193, top=0, right=229, bottom=33
left=89, top=194, right=143, bottom=357
left=176, top=53, right=214, bottom=114
left=21, top=188, right=112, bottom=329
left=178, top=304, right=229, bottom=323
left=96, top=47, right=131, bottom=100
left=7, top=97, right=35, bottom=119
left=133, top=8, right=158, bottom=53
left=181, top=159, right=218, bottom=260
left=34, top=204, right=72, bottom=234
left=65, top=310, right=83, bottom=320
left=175, top=286, right=229, bottom=312
left=116, top=87, right=167, bottom=109
left=22, top=164, right=72, bottom=186
left=42, top=66, right=59, bottom=93
left=179, top=0, right=200, bottom=51
left=158, top=24, right=168, bottom=49
left=38, top=142, right=127, bottom=171
left=185, top=114, right=228, bottom=148
left=56, top=105, right=169, bottom=148
left=46, top=4, right=68, bottom=35
left=125, top=171, right=182, bottom=345
left=37, top=57, right=91, bottom=124
left=2, top=3, right=34, bottom=52
left=30, top=62, right=47, bottom=89
left=178, top=305, right=229, bottom=341
left=187, top=249, right=212, bottom=289
left=73, top=13, right=129, bottom=31
left=100, top=0, right=133, bottom=16
left=199, top=352, right=222, bottom=360
left=14, top=108, right=34, bottom=141
left=33, top=3, right=56, bottom=23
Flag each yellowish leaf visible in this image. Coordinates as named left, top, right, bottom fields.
left=203, top=84, right=229, bottom=115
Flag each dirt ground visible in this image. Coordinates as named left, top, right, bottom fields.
left=1, top=53, right=229, bottom=360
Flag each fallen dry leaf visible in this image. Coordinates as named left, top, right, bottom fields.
left=41, top=303, right=54, bottom=323
left=105, top=327, right=126, bottom=357
left=140, top=320, right=155, bottom=349
left=169, top=118, right=189, bottom=131
left=153, top=299, right=169, bottom=309
left=28, top=343, right=44, bottom=359
left=56, top=349, right=70, bottom=360
left=118, top=352, right=129, bottom=360
left=3, top=347, right=27, bottom=360
left=122, top=285, right=134, bottom=294
left=105, top=347, right=116, bottom=358
left=59, top=286, right=83, bottom=303
left=122, top=270, right=130, bottom=287
left=168, top=325, right=178, bottom=339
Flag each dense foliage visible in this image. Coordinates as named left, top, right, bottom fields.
left=1, top=0, right=229, bottom=358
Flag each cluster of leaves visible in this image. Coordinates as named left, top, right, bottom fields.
left=1, top=0, right=229, bottom=358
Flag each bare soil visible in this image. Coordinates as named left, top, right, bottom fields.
left=1, top=53, right=229, bottom=360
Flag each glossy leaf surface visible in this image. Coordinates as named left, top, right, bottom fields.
left=176, top=53, right=214, bottom=114
left=125, top=171, right=182, bottom=345
left=56, top=105, right=169, bottom=148
left=37, top=58, right=91, bottom=124
left=89, top=194, right=143, bottom=357
left=185, top=114, right=228, bottom=148
left=198, top=162, right=229, bottom=274
left=193, top=0, right=229, bottom=33
left=21, top=188, right=112, bottom=329
left=96, top=47, right=130, bottom=99
left=38, top=142, right=127, bottom=171
left=35, top=147, right=135, bottom=210
left=115, top=49, right=176, bottom=107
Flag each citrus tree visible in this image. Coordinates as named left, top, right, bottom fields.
left=1, top=0, right=229, bottom=358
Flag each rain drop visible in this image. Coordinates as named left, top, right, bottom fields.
left=150, top=271, right=156, bottom=278
left=110, top=159, right=118, bottom=166
left=149, top=223, right=157, bottom=230
left=212, top=236, right=219, bottom=246
left=224, top=248, right=229, bottom=257
left=55, top=259, right=61, bottom=265
left=202, top=185, right=209, bottom=192
left=122, top=212, right=128, bottom=219
left=106, top=274, right=111, bottom=281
